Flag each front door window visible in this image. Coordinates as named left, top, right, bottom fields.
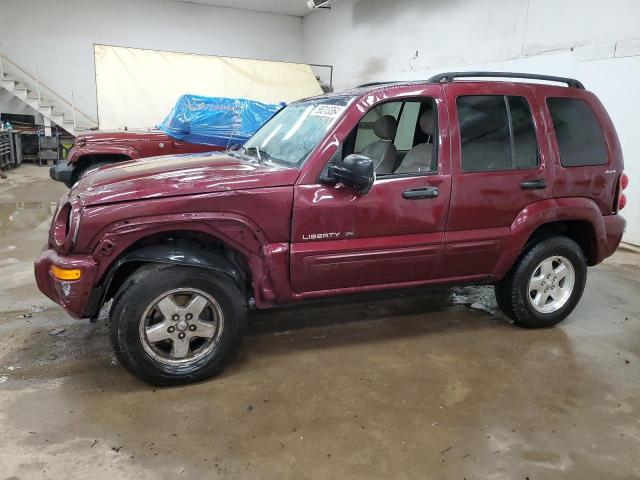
left=347, top=99, right=437, bottom=175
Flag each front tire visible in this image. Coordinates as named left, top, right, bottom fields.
left=496, top=236, right=587, bottom=328
left=109, top=264, right=247, bottom=386
left=74, top=160, right=112, bottom=184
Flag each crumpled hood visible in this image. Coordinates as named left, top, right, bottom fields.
left=72, top=152, right=299, bottom=206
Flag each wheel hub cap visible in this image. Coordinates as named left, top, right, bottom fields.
left=176, top=320, right=188, bottom=331
left=527, top=255, right=576, bottom=314
left=139, top=288, right=224, bottom=366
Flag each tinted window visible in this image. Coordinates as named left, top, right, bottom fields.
left=457, top=95, right=538, bottom=172
left=509, top=97, right=538, bottom=169
left=547, top=97, right=607, bottom=167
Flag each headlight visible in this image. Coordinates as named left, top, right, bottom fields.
left=51, top=199, right=82, bottom=253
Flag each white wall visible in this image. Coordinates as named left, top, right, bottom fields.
left=0, top=0, right=304, bottom=121
left=303, top=0, right=640, bottom=89
left=303, top=0, right=640, bottom=245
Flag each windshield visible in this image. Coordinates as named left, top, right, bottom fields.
left=242, top=96, right=353, bottom=167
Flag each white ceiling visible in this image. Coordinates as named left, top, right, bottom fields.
left=174, top=0, right=315, bottom=17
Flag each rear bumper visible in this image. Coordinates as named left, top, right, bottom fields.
left=49, top=163, right=74, bottom=186
left=34, top=248, right=98, bottom=319
left=603, top=214, right=626, bottom=259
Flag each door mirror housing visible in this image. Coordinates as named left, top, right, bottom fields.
left=326, top=154, right=375, bottom=194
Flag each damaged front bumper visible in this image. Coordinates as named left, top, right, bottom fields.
left=34, top=248, right=98, bottom=319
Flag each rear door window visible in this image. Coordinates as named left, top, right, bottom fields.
left=457, top=95, right=538, bottom=172
left=546, top=98, right=607, bottom=167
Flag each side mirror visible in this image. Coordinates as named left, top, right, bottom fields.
left=326, top=154, right=375, bottom=194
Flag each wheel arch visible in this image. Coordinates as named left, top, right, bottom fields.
left=86, top=230, right=251, bottom=319
left=68, top=145, right=141, bottom=166
left=71, top=153, right=134, bottom=183
left=522, top=220, right=598, bottom=265
left=492, top=197, right=607, bottom=279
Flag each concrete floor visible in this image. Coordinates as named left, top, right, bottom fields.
left=1, top=165, right=638, bottom=479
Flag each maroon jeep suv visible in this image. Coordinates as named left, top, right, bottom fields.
left=35, top=72, right=628, bottom=385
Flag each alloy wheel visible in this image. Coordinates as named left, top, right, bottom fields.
left=527, top=255, right=576, bottom=314
left=139, top=288, right=224, bottom=366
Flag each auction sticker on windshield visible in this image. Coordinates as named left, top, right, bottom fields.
left=310, top=104, right=346, bottom=118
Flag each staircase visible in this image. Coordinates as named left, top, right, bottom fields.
left=0, top=53, right=98, bottom=136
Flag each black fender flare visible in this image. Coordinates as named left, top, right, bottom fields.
left=85, top=245, right=244, bottom=319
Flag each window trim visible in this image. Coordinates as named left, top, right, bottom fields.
left=457, top=94, right=540, bottom=174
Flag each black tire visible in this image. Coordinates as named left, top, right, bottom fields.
left=494, top=275, right=516, bottom=320
left=74, top=161, right=111, bottom=183
left=109, top=264, right=247, bottom=386
left=497, top=236, right=587, bottom=328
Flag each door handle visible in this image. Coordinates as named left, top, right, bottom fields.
left=402, top=186, right=439, bottom=199
left=520, top=179, right=546, bottom=190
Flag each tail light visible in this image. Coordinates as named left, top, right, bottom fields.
left=618, top=172, right=628, bottom=211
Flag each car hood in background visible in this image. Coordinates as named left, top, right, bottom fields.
left=72, top=152, right=299, bottom=206
left=75, top=128, right=167, bottom=144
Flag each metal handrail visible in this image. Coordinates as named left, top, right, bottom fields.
left=0, top=53, right=98, bottom=124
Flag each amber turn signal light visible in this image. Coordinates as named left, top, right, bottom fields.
left=50, top=265, right=81, bottom=281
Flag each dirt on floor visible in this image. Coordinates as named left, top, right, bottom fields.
left=0, top=165, right=639, bottom=479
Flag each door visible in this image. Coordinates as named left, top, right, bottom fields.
left=290, top=92, right=452, bottom=293
left=441, top=83, right=552, bottom=278
left=142, top=131, right=175, bottom=157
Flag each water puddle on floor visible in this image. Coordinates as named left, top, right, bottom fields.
left=0, top=201, right=57, bottom=238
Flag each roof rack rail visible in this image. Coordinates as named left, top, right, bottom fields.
left=427, top=71, right=585, bottom=89
left=357, top=81, right=405, bottom=88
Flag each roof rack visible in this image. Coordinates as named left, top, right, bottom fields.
left=356, top=72, right=585, bottom=90
left=427, top=72, right=585, bottom=89
left=357, top=81, right=406, bottom=88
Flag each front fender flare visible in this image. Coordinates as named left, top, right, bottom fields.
left=67, top=145, right=141, bottom=165
left=85, top=244, right=243, bottom=319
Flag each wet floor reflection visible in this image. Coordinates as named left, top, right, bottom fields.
left=0, top=201, right=57, bottom=237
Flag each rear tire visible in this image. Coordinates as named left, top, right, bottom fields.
left=496, top=236, right=587, bottom=328
left=109, top=264, right=247, bottom=386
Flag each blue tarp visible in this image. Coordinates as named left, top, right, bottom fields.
left=157, top=94, right=283, bottom=147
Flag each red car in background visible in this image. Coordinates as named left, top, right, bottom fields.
left=50, top=129, right=222, bottom=187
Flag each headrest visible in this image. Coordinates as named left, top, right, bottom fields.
left=373, top=115, right=397, bottom=141
left=419, top=110, right=435, bottom=136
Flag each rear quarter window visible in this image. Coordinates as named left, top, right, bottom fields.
left=546, top=97, right=607, bottom=167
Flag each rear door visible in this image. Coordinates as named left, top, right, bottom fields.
left=290, top=88, right=452, bottom=293
left=441, top=82, right=552, bottom=278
